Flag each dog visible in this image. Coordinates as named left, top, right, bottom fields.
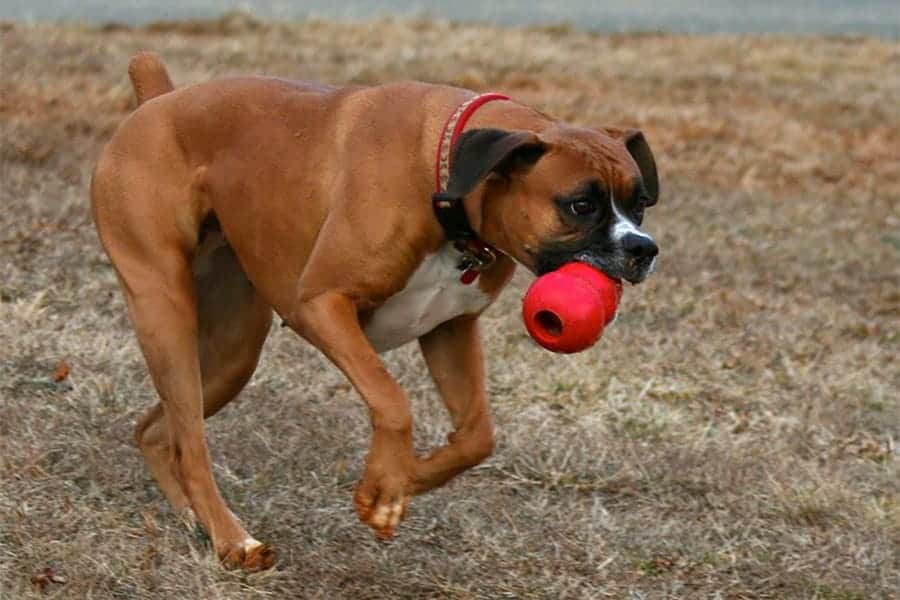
left=91, top=52, right=659, bottom=570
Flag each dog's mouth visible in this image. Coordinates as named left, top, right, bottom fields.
left=535, top=246, right=656, bottom=284
left=574, top=251, right=656, bottom=285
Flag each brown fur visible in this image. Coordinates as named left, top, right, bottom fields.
left=91, top=53, right=655, bottom=570
left=128, top=51, right=175, bottom=105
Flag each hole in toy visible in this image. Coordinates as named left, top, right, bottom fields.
left=535, top=310, right=563, bottom=337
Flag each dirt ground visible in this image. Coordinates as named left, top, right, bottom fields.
left=1, top=12, right=898, bottom=600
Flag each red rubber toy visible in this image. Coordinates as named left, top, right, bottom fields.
left=522, top=262, right=622, bottom=353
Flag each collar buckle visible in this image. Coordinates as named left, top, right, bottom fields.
left=455, top=241, right=496, bottom=273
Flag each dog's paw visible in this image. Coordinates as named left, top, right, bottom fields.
left=219, top=538, right=276, bottom=571
left=354, top=483, right=410, bottom=539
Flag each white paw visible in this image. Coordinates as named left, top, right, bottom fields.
left=242, top=537, right=263, bottom=552
left=370, top=500, right=404, bottom=530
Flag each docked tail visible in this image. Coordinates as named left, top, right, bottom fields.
left=128, top=51, right=175, bottom=105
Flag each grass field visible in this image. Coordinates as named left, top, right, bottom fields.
left=1, top=12, right=898, bottom=599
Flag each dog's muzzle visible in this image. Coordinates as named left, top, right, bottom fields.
left=574, top=232, right=658, bottom=284
left=534, top=225, right=659, bottom=284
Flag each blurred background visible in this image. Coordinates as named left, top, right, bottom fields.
left=1, top=0, right=898, bottom=36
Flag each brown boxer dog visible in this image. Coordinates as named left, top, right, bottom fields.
left=91, top=52, right=659, bottom=570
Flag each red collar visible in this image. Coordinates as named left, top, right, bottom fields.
left=433, top=92, right=510, bottom=284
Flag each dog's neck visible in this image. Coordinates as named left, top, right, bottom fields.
left=431, top=93, right=509, bottom=284
left=432, top=94, right=555, bottom=282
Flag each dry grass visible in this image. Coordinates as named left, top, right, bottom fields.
left=1, top=12, right=898, bottom=599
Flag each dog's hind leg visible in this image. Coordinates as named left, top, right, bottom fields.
left=93, top=156, right=274, bottom=569
left=130, top=230, right=274, bottom=569
left=134, top=403, right=191, bottom=515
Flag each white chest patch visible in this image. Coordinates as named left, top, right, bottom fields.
left=363, top=244, right=492, bottom=353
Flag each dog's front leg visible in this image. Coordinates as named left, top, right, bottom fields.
left=414, top=315, right=495, bottom=492
left=289, top=291, right=416, bottom=538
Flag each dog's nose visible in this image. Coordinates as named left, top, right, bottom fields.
left=622, top=234, right=658, bottom=260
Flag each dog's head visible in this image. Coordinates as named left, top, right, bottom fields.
left=454, top=125, right=659, bottom=284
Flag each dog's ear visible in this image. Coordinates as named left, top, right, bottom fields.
left=598, top=127, right=659, bottom=206
left=446, top=129, right=547, bottom=198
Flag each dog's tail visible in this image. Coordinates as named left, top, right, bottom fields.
left=128, top=51, right=175, bottom=106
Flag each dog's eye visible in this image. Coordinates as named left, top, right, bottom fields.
left=569, top=198, right=597, bottom=216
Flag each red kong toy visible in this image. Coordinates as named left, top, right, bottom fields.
left=522, top=262, right=622, bottom=353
